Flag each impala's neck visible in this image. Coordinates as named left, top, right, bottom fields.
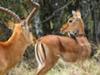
left=0, top=24, right=31, bottom=68
left=0, top=24, right=29, bottom=46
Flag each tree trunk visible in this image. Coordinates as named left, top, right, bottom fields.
left=79, top=0, right=100, bottom=44
left=79, top=0, right=93, bottom=41
left=33, top=11, right=43, bottom=37
left=91, top=0, right=100, bottom=44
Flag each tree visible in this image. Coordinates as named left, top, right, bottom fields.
left=79, top=0, right=100, bottom=44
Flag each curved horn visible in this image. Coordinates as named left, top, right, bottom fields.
left=25, top=2, right=40, bottom=24
left=0, top=7, right=21, bottom=22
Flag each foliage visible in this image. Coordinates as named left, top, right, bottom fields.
left=0, top=0, right=31, bottom=21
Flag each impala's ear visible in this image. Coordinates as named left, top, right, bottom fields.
left=72, top=10, right=76, bottom=15
left=76, top=10, right=81, bottom=18
left=72, top=10, right=81, bottom=19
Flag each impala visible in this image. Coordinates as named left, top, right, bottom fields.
left=0, top=2, right=39, bottom=75
left=35, top=10, right=92, bottom=75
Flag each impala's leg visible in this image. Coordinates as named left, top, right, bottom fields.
left=35, top=42, right=60, bottom=75
left=0, top=59, right=7, bottom=75
left=36, top=57, right=59, bottom=75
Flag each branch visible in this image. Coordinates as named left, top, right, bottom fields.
left=42, top=1, right=73, bottom=23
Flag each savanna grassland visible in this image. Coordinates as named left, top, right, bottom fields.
left=8, top=46, right=100, bottom=75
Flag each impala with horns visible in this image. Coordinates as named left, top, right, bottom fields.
left=0, top=2, right=39, bottom=75
left=35, top=10, right=93, bottom=75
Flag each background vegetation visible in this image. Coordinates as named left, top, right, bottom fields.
left=0, top=0, right=100, bottom=75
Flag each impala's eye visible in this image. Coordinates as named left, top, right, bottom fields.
left=68, top=19, right=73, bottom=23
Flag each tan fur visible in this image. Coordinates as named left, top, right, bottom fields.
left=60, top=10, right=85, bottom=35
left=0, top=23, right=32, bottom=75
left=0, top=2, right=39, bottom=75
left=35, top=10, right=92, bottom=75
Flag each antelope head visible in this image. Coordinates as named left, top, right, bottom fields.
left=0, top=2, right=40, bottom=45
left=60, top=10, right=85, bottom=36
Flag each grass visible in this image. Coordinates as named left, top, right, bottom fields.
left=47, top=59, right=100, bottom=75
left=8, top=48, right=100, bottom=75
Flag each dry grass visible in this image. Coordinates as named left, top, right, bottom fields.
left=8, top=47, right=100, bottom=75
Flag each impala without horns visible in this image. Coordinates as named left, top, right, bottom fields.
left=0, top=2, right=39, bottom=75
left=35, top=10, right=93, bottom=75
